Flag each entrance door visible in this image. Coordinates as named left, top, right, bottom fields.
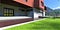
left=3, top=8, right=14, bottom=16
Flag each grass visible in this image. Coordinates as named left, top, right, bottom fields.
left=5, top=18, right=60, bottom=30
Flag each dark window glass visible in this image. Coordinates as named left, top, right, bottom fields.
left=44, top=6, right=47, bottom=10
left=25, top=0, right=28, bottom=2
left=41, top=1, right=44, bottom=6
left=3, top=8, right=14, bottom=16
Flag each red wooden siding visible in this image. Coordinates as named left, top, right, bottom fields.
left=39, top=0, right=44, bottom=10
left=1, top=0, right=45, bottom=10
left=14, top=0, right=34, bottom=7
left=14, top=0, right=45, bottom=10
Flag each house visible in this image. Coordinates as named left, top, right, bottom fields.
left=0, top=0, right=46, bottom=18
left=0, top=0, right=46, bottom=27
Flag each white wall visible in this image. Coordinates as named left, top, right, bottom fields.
left=34, top=12, right=39, bottom=18
left=33, top=8, right=43, bottom=18
left=42, top=11, right=45, bottom=17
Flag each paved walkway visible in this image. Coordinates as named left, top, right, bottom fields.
left=0, top=18, right=46, bottom=30
left=0, top=16, right=44, bottom=28
left=0, top=16, right=33, bottom=28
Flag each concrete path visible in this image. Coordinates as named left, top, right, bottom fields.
left=0, top=16, right=33, bottom=28
left=0, top=18, right=46, bottom=30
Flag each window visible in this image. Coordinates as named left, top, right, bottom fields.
left=3, top=8, right=14, bottom=16
left=41, top=1, right=44, bottom=6
left=44, top=6, right=47, bottom=10
left=25, top=0, right=28, bottom=2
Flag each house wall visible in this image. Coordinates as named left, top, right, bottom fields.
left=14, top=0, right=44, bottom=10
left=0, top=0, right=45, bottom=17
left=33, top=0, right=45, bottom=18
left=39, top=0, right=45, bottom=17
left=0, top=3, right=28, bottom=16
left=14, top=0, right=45, bottom=12
left=0, top=3, right=3, bottom=16
left=33, top=8, right=43, bottom=18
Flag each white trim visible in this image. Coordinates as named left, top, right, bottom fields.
left=0, top=18, right=46, bottom=30
left=0, top=16, right=31, bottom=20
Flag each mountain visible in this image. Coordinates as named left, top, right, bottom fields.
left=53, top=9, right=60, bottom=16
left=47, top=8, right=60, bottom=16
left=45, top=7, right=53, bottom=16
left=54, top=9, right=60, bottom=10
left=46, top=7, right=53, bottom=12
left=45, top=6, right=60, bottom=16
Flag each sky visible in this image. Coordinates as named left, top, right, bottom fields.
left=44, top=0, right=60, bottom=9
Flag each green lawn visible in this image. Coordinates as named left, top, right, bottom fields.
left=5, top=18, right=60, bottom=30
